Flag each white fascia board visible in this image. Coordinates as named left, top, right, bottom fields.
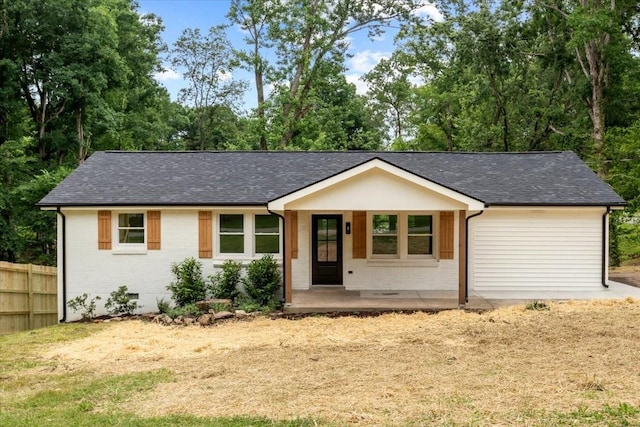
left=48, top=205, right=268, bottom=212
left=485, top=206, right=619, bottom=212
left=268, top=158, right=485, bottom=211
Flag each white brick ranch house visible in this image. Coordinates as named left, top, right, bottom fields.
left=38, top=151, right=625, bottom=321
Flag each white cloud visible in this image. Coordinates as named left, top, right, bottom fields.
left=348, top=50, right=390, bottom=74
left=217, top=70, right=232, bottom=82
left=413, top=1, right=444, bottom=22
left=346, top=73, right=369, bottom=95
left=154, top=69, right=181, bottom=82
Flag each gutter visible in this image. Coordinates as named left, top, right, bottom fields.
left=56, top=207, right=67, bottom=322
left=602, top=206, right=611, bottom=288
left=267, top=208, right=287, bottom=304
left=465, top=210, right=485, bottom=303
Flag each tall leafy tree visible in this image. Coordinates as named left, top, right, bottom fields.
left=362, top=58, right=416, bottom=145
left=538, top=0, right=640, bottom=176
left=229, top=0, right=420, bottom=149
left=170, top=26, right=247, bottom=150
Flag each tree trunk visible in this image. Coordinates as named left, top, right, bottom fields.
left=76, top=109, right=86, bottom=166
left=445, top=102, right=453, bottom=152
left=583, top=38, right=607, bottom=176
left=254, top=43, right=267, bottom=150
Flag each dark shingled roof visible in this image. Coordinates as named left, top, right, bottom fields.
left=38, top=151, right=625, bottom=207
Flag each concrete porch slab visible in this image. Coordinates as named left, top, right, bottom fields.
left=285, top=281, right=640, bottom=314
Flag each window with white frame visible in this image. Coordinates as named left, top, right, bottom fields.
left=407, top=215, right=433, bottom=255
left=371, top=213, right=434, bottom=258
left=372, top=214, right=398, bottom=255
left=217, top=213, right=282, bottom=257
left=219, top=214, right=244, bottom=253
left=118, top=213, right=145, bottom=244
left=254, top=214, right=280, bottom=253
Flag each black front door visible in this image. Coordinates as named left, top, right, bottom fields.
left=312, top=215, right=343, bottom=285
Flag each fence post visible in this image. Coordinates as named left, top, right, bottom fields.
left=28, top=263, right=34, bottom=329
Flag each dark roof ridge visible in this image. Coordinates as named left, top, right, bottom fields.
left=99, top=150, right=569, bottom=155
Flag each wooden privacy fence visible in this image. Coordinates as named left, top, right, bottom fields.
left=0, top=261, right=57, bottom=334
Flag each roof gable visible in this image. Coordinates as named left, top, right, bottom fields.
left=38, top=151, right=626, bottom=208
left=268, top=158, right=485, bottom=211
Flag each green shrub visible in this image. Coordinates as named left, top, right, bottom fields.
left=165, top=303, right=203, bottom=319
left=211, top=301, right=233, bottom=312
left=235, top=294, right=259, bottom=313
left=104, top=285, right=140, bottom=316
left=156, top=297, right=171, bottom=314
left=526, top=300, right=550, bottom=311
left=242, top=254, right=282, bottom=307
left=67, top=293, right=101, bottom=320
left=167, top=257, right=207, bottom=307
left=209, top=260, right=242, bottom=301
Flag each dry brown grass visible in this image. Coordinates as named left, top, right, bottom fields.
left=37, top=299, right=640, bottom=425
left=610, top=265, right=640, bottom=274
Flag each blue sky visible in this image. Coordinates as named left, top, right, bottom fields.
left=137, top=0, right=441, bottom=111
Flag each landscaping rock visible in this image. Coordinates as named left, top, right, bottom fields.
left=214, top=311, right=234, bottom=320
left=234, top=310, right=248, bottom=319
left=184, top=316, right=196, bottom=325
left=198, top=314, right=213, bottom=326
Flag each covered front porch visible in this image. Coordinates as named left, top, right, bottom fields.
left=270, top=158, right=486, bottom=307
left=286, top=287, right=495, bottom=312
left=284, top=280, right=640, bottom=313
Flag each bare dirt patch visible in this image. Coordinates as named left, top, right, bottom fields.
left=43, top=300, right=640, bottom=425
left=610, top=266, right=640, bottom=288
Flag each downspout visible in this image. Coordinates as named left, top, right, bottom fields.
left=268, top=208, right=286, bottom=303
left=602, top=206, right=611, bottom=288
left=465, top=210, right=485, bottom=303
left=56, top=207, right=67, bottom=322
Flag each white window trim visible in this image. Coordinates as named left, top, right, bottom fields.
left=367, top=212, right=438, bottom=261
left=253, top=214, right=282, bottom=256
left=113, top=211, right=147, bottom=254
left=218, top=213, right=246, bottom=256
left=215, top=212, right=283, bottom=259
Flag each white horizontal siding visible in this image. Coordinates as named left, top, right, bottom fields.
left=470, top=209, right=604, bottom=292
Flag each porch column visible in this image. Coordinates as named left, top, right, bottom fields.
left=284, top=210, right=293, bottom=304
left=458, top=210, right=467, bottom=306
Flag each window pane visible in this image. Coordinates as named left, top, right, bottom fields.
left=119, top=213, right=144, bottom=228
left=317, top=241, right=328, bottom=262
left=220, top=214, right=243, bottom=233
left=408, top=215, right=432, bottom=234
left=326, top=219, right=337, bottom=241
left=372, top=235, right=397, bottom=255
left=256, top=235, right=279, bottom=253
left=408, top=236, right=432, bottom=255
left=326, top=241, right=337, bottom=261
left=220, top=235, right=244, bottom=253
left=119, top=229, right=144, bottom=244
left=317, top=219, right=327, bottom=240
left=373, top=215, right=397, bottom=234
left=255, top=215, right=279, bottom=234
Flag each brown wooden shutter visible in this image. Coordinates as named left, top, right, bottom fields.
left=439, top=211, right=454, bottom=259
left=352, top=211, right=367, bottom=259
left=198, top=211, right=212, bottom=258
left=98, top=210, right=112, bottom=250
left=291, top=211, right=298, bottom=259
left=147, top=211, right=161, bottom=250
